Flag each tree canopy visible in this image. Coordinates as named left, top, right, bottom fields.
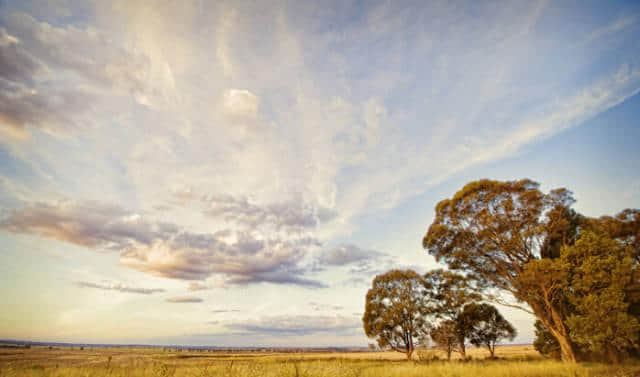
left=423, top=178, right=640, bottom=362
left=362, top=270, right=432, bottom=360
left=430, top=319, right=458, bottom=360
left=563, top=231, right=639, bottom=362
left=423, top=179, right=580, bottom=361
left=424, top=269, right=481, bottom=358
left=464, top=303, right=517, bottom=358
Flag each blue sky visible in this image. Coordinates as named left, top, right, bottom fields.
left=0, top=0, right=639, bottom=347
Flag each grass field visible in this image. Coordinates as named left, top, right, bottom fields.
left=1, top=345, right=638, bottom=377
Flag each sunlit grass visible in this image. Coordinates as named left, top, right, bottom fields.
left=1, top=347, right=638, bottom=377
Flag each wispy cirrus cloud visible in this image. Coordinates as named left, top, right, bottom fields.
left=75, top=280, right=165, bottom=295
left=166, top=296, right=203, bottom=303
left=0, top=11, right=162, bottom=139
left=211, top=309, right=241, bottom=314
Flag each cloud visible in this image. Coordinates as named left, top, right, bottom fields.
left=585, top=14, right=637, bottom=44
left=316, top=244, right=384, bottom=266
left=187, top=282, right=209, bottom=291
left=3, top=12, right=152, bottom=95
left=75, top=280, right=165, bottom=294
left=211, top=309, right=241, bottom=314
left=0, top=200, right=176, bottom=249
left=309, top=302, right=343, bottom=311
left=1, top=200, right=325, bottom=288
left=0, top=27, right=44, bottom=82
left=201, top=194, right=327, bottom=234
left=224, top=315, right=360, bottom=336
left=314, top=244, right=394, bottom=283
left=118, top=230, right=325, bottom=287
left=166, top=296, right=203, bottom=303
left=312, top=244, right=428, bottom=288
left=223, top=89, right=259, bottom=118
left=0, top=11, right=160, bottom=137
left=0, top=25, right=93, bottom=138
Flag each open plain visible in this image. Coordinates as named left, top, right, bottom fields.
left=1, top=345, right=639, bottom=377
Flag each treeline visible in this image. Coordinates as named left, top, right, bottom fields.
left=363, top=269, right=516, bottom=360
left=364, top=179, right=639, bottom=363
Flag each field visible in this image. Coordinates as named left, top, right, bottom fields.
left=1, top=345, right=639, bottom=377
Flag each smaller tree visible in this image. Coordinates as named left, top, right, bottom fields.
left=424, top=269, right=481, bottom=358
left=363, top=270, right=432, bottom=360
left=464, top=303, right=516, bottom=358
left=431, top=320, right=459, bottom=361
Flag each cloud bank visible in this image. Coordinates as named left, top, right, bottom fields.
left=1, top=200, right=325, bottom=287
left=224, top=315, right=360, bottom=336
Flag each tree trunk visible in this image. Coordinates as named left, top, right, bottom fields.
left=556, top=334, right=577, bottom=363
left=531, top=302, right=578, bottom=363
left=541, top=315, right=577, bottom=362
left=458, top=336, right=466, bottom=359
left=488, top=343, right=495, bottom=358
left=606, top=345, right=621, bottom=364
left=405, top=331, right=414, bottom=360
left=549, top=307, right=577, bottom=363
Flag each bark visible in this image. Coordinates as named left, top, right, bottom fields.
left=606, top=345, right=621, bottom=364
left=532, top=288, right=578, bottom=363
left=536, top=307, right=577, bottom=363
left=405, top=331, right=414, bottom=360
left=458, top=335, right=466, bottom=359
left=549, top=307, right=577, bottom=362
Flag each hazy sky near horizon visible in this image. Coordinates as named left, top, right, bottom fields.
left=1, top=0, right=639, bottom=347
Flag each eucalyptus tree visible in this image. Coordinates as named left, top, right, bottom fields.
left=424, top=269, right=481, bottom=358
left=430, top=320, right=458, bottom=361
left=464, top=303, right=516, bottom=358
left=423, top=178, right=640, bottom=362
left=423, top=179, right=580, bottom=361
left=363, top=269, right=432, bottom=360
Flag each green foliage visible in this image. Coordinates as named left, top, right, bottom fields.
left=422, top=178, right=640, bottom=363
left=423, top=269, right=483, bottom=358
left=562, top=231, right=639, bottom=361
left=430, top=320, right=459, bottom=360
left=424, top=269, right=482, bottom=319
left=463, top=303, right=516, bottom=357
left=533, top=320, right=560, bottom=359
left=423, top=178, right=580, bottom=362
left=362, top=270, right=432, bottom=359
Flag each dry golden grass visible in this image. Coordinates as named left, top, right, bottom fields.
left=1, top=345, right=638, bottom=377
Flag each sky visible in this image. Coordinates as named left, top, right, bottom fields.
left=0, top=0, right=639, bottom=347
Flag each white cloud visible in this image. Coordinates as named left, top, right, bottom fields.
left=223, top=89, right=259, bottom=118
